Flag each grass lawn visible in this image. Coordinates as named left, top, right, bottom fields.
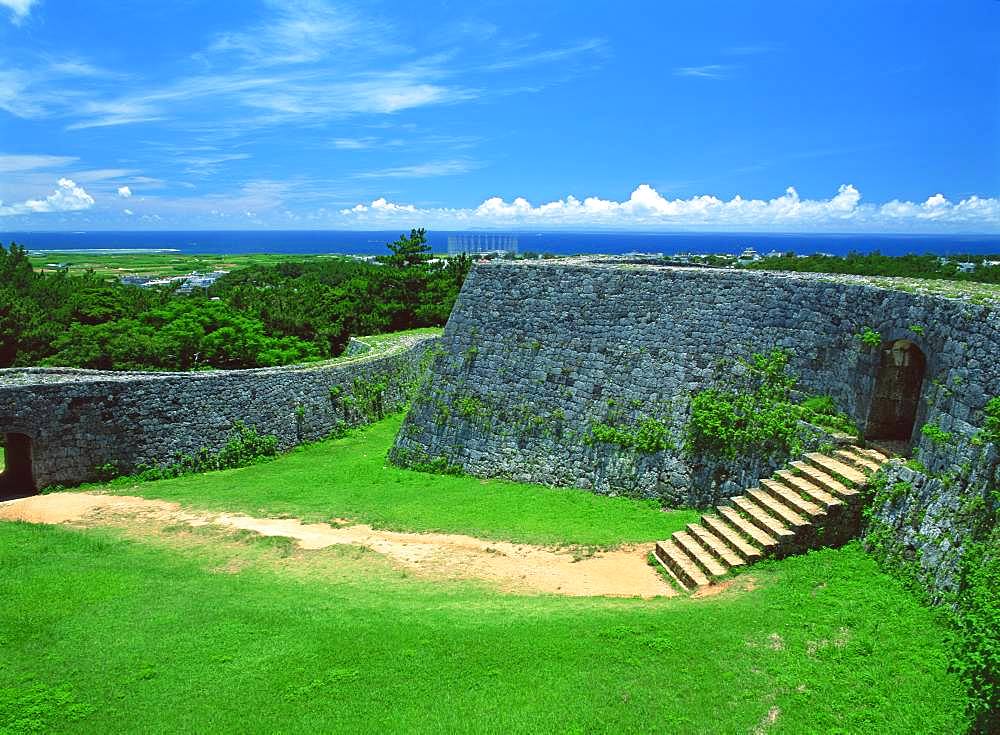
left=95, top=413, right=699, bottom=547
left=5, top=412, right=972, bottom=732
left=0, top=522, right=968, bottom=734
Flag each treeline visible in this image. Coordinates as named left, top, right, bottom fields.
left=744, top=251, right=1000, bottom=283
left=0, top=229, right=470, bottom=371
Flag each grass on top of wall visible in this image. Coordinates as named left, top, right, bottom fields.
left=0, top=521, right=970, bottom=734
left=92, top=413, right=699, bottom=548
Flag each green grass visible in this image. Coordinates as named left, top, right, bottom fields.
left=95, top=413, right=698, bottom=547
left=0, top=522, right=968, bottom=733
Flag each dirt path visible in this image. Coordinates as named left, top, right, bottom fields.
left=0, top=492, right=676, bottom=598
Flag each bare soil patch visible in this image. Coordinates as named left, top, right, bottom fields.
left=0, top=492, right=674, bottom=598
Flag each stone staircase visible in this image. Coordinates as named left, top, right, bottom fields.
left=653, top=445, right=890, bottom=592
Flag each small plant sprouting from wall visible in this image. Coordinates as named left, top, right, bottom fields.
left=920, top=422, right=952, bottom=447
left=93, top=421, right=279, bottom=485
left=455, top=395, right=486, bottom=419
left=294, top=403, right=306, bottom=441
left=684, top=349, right=857, bottom=459
left=909, top=324, right=925, bottom=336
left=346, top=376, right=388, bottom=422
left=798, top=395, right=859, bottom=436
left=854, top=326, right=882, bottom=349
left=973, top=396, right=1000, bottom=446
left=588, top=417, right=674, bottom=454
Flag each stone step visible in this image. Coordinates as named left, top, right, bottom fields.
left=833, top=448, right=882, bottom=473
left=790, top=460, right=860, bottom=502
left=654, top=540, right=709, bottom=590
left=857, top=446, right=890, bottom=463
left=804, top=452, right=869, bottom=486
left=686, top=523, right=746, bottom=569
left=746, top=489, right=811, bottom=530
left=728, top=496, right=796, bottom=543
left=716, top=506, right=780, bottom=552
left=673, top=531, right=729, bottom=578
left=759, top=478, right=825, bottom=519
left=701, top=515, right=763, bottom=563
left=773, top=470, right=844, bottom=511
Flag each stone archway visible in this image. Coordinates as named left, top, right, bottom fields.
left=0, top=432, right=37, bottom=501
left=865, top=340, right=927, bottom=443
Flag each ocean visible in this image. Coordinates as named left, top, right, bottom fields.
left=2, top=230, right=1000, bottom=257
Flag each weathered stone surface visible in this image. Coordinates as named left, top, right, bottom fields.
left=392, top=258, right=999, bottom=595
left=0, top=334, right=438, bottom=488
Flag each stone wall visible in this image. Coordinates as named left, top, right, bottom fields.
left=392, top=259, right=999, bottom=592
left=0, top=333, right=438, bottom=491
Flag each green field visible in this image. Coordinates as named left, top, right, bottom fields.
left=1, top=415, right=972, bottom=733
left=25, top=252, right=361, bottom=279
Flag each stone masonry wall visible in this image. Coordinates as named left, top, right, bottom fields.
left=392, top=259, right=999, bottom=593
left=0, top=333, right=438, bottom=489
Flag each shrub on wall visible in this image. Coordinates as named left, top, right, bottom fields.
left=951, top=529, right=1000, bottom=734
left=684, top=349, right=856, bottom=459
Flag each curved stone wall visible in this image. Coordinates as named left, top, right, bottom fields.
left=392, top=259, right=1000, bottom=594
left=0, top=333, right=438, bottom=491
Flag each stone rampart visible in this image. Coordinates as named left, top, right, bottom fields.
left=392, top=259, right=999, bottom=593
left=0, top=333, right=438, bottom=491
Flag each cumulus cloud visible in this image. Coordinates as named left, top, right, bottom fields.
left=123, top=208, right=134, bottom=215
left=338, top=184, right=1000, bottom=232
left=0, top=178, right=96, bottom=216
left=0, top=0, right=37, bottom=24
left=341, top=197, right=416, bottom=215
left=117, top=185, right=132, bottom=198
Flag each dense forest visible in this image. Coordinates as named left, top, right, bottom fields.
left=743, top=251, right=1000, bottom=282
left=0, top=229, right=470, bottom=371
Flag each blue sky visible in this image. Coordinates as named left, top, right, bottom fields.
left=1, top=0, right=998, bottom=232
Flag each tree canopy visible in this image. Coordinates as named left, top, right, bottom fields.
left=0, top=232, right=470, bottom=371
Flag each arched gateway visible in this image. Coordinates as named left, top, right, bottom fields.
left=0, top=432, right=37, bottom=501
left=865, top=339, right=927, bottom=444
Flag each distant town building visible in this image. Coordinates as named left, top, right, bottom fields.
left=122, top=270, right=229, bottom=293
left=447, top=233, right=518, bottom=257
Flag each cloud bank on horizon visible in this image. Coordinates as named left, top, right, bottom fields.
left=339, top=184, right=999, bottom=231
left=5, top=176, right=994, bottom=232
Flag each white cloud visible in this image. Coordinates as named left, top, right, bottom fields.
left=123, top=208, right=134, bottom=215
left=0, top=153, right=77, bottom=172
left=0, top=0, right=37, bottom=24
left=673, top=65, right=734, bottom=79
left=355, top=159, right=479, bottom=179
left=333, top=137, right=375, bottom=149
left=208, top=0, right=382, bottom=67
left=485, top=39, right=607, bottom=72
left=0, top=178, right=95, bottom=216
left=338, top=184, right=1000, bottom=232
left=70, top=168, right=137, bottom=183
left=117, top=185, right=132, bottom=198
left=340, top=197, right=416, bottom=215
left=66, top=100, right=164, bottom=130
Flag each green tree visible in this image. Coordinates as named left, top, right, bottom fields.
left=379, top=228, right=432, bottom=268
